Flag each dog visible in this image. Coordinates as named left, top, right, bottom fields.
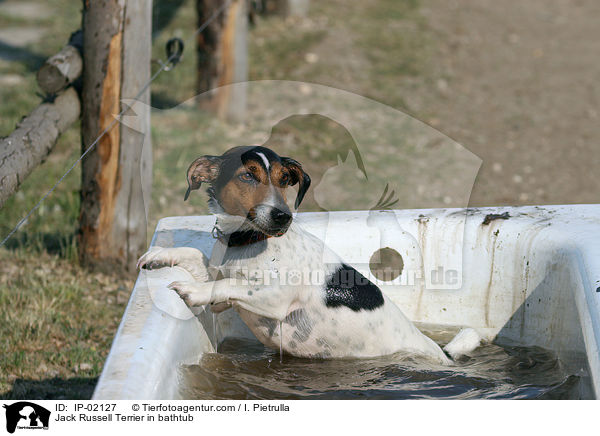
left=137, top=146, right=479, bottom=363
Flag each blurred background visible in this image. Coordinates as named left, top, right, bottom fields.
left=0, top=0, right=598, bottom=398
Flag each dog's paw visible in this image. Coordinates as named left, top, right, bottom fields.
left=137, top=247, right=210, bottom=282
left=168, top=280, right=211, bottom=307
left=137, top=246, right=174, bottom=270
left=137, top=246, right=197, bottom=270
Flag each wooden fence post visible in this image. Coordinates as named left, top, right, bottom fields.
left=78, top=0, right=152, bottom=271
left=196, top=0, right=247, bottom=122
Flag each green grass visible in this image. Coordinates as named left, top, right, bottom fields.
left=249, top=18, right=327, bottom=80
left=351, top=0, right=429, bottom=109
left=150, top=0, right=199, bottom=107
left=0, top=248, right=132, bottom=399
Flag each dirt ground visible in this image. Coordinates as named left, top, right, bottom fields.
left=419, top=0, right=600, bottom=206
left=293, top=0, right=600, bottom=207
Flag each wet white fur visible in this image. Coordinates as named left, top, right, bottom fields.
left=139, top=215, right=460, bottom=364
left=443, top=327, right=481, bottom=359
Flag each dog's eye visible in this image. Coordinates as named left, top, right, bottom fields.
left=239, top=172, right=255, bottom=183
left=280, top=173, right=290, bottom=185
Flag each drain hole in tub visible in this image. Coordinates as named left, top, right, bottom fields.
left=369, top=247, right=403, bottom=282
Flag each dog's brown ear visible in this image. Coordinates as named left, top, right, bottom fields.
left=281, top=157, right=311, bottom=209
left=185, top=155, right=222, bottom=201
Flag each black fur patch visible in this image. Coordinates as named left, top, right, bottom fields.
left=324, top=264, right=384, bottom=311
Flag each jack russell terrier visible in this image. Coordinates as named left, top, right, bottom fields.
left=137, top=146, right=480, bottom=363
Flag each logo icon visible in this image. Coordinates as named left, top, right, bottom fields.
left=3, top=402, right=50, bottom=434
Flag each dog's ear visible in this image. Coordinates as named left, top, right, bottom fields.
left=281, top=157, right=311, bottom=209
left=185, top=155, right=222, bottom=201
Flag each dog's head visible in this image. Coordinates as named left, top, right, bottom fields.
left=184, top=146, right=311, bottom=236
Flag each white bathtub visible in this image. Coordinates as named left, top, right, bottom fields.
left=93, top=205, right=600, bottom=399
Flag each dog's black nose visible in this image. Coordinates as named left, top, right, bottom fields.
left=270, top=208, right=292, bottom=226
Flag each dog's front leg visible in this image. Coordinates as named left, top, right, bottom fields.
left=168, top=278, right=292, bottom=321
left=137, top=246, right=210, bottom=281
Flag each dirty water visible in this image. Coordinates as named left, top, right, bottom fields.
left=178, top=326, right=583, bottom=400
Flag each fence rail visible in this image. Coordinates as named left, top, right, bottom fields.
left=0, top=88, right=81, bottom=209
left=36, top=30, right=83, bottom=95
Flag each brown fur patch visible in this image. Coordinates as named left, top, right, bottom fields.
left=218, top=159, right=289, bottom=216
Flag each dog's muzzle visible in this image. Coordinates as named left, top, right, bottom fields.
left=249, top=204, right=292, bottom=236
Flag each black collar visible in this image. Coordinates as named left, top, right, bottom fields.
left=213, top=227, right=271, bottom=247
